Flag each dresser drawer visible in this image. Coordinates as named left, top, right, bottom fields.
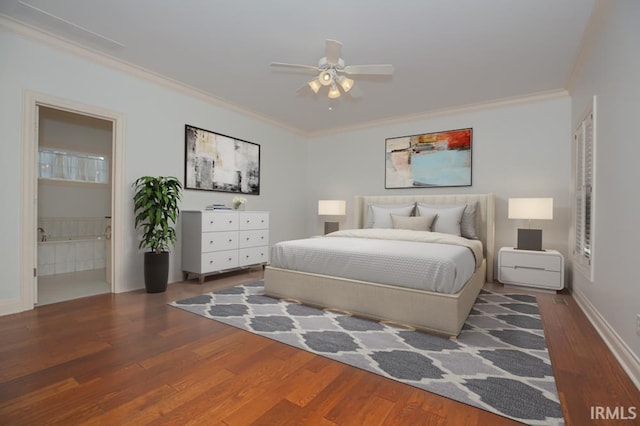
left=238, top=246, right=269, bottom=267
left=238, top=229, right=269, bottom=248
left=239, top=212, right=269, bottom=230
left=201, top=211, right=238, bottom=232
left=499, top=266, right=563, bottom=290
left=200, top=231, right=238, bottom=252
left=500, top=250, right=561, bottom=271
left=201, top=250, right=238, bottom=273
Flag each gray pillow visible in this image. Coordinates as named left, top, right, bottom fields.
left=417, top=201, right=479, bottom=239
left=370, top=204, right=415, bottom=229
left=391, top=213, right=437, bottom=231
left=416, top=204, right=465, bottom=236
left=364, top=203, right=415, bottom=228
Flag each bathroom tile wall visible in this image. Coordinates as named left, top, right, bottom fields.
left=38, top=217, right=110, bottom=240
left=37, top=217, right=109, bottom=276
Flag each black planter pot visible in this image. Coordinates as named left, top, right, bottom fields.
left=144, top=251, right=169, bottom=293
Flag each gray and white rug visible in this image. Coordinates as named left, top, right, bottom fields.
left=170, top=281, right=564, bottom=425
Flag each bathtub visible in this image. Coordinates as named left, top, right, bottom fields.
left=38, top=235, right=108, bottom=276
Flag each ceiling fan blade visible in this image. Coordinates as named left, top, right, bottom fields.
left=270, top=62, right=318, bottom=72
left=344, top=64, right=395, bottom=75
left=325, top=39, right=342, bottom=66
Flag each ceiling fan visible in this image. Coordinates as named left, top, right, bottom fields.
left=270, top=39, right=394, bottom=99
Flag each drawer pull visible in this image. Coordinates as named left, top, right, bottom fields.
left=209, top=241, right=213, bottom=244
left=514, top=266, right=546, bottom=271
left=209, top=260, right=213, bottom=264
left=246, top=237, right=250, bottom=240
left=228, top=257, right=232, bottom=261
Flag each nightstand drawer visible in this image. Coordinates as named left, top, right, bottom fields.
left=500, top=250, right=561, bottom=271
left=499, top=266, right=562, bottom=290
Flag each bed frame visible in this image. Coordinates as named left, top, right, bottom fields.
left=264, top=193, right=495, bottom=336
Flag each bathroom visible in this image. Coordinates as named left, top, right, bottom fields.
left=36, top=106, right=113, bottom=305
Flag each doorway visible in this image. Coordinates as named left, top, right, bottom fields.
left=36, top=107, right=112, bottom=305
left=20, top=91, right=125, bottom=311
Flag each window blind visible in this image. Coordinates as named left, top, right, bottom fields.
left=573, top=105, right=595, bottom=277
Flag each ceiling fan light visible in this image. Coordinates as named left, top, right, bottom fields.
left=328, top=84, right=341, bottom=99
left=318, top=70, right=333, bottom=86
left=308, top=79, right=322, bottom=94
left=338, top=76, right=354, bottom=93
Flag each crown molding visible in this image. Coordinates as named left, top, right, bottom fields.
left=307, top=89, right=570, bottom=138
left=565, top=0, right=614, bottom=93
left=0, top=14, right=306, bottom=137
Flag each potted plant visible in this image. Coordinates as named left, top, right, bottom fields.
left=133, top=176, right=183, bottom=293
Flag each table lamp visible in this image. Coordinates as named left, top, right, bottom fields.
left=508, top=198, right=553, bottom=251
left=318, top=200, right=346, bottom=234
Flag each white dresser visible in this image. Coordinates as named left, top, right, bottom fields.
left=182, top=210, right=269, bottom=283
left=498, top=247, right=564, bottom=291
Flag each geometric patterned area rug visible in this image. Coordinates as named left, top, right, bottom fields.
left=170, top=281, right=564, bottom=425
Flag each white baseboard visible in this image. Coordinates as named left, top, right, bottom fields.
left=572, top=287, right=640, bottom=391
left=0, top=298, right=25, bottom=316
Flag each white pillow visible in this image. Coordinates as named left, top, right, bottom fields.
left=417, top=204, right=465, bottom=236
left=364, top=203, right=415, bottom=228
left=418, top=202, right=479, bottom=239
left=370, top=204, right=415, bottom=229
left=391, top=213, right=437, bottom=231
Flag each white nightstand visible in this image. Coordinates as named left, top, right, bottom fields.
left=498, top=247, right=564, bottom=291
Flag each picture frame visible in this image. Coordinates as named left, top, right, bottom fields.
left=184, top=125, right=260, bottom=195
left=385, top=127, right=472, bottom=188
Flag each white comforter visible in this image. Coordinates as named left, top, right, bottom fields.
left=269, top=229, right=483, bottom=294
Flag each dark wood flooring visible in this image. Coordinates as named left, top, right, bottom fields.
left=0, top=268, right=638, bottom=425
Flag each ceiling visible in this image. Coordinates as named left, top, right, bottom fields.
left=0, top=0, right=596, bottom=135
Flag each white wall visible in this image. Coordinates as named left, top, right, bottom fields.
left=306, top=95, right=573, bottom=273
left=0, top=23, right=308, bottom=308
left=569, top=1, right=640, bottom=366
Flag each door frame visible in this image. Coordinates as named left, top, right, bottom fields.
left=21, top=90, right=125, bottom=310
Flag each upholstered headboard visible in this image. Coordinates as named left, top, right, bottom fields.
left=354, top=193, right=496, bottom=282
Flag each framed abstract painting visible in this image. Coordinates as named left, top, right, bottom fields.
left=385, top=128, right=472, bottom=188
left=184, top=125, right=260, bottom=195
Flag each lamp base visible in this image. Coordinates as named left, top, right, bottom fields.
left=516, top=229, right=543, bottom=251
left=324, top=221, right=339, bottom=235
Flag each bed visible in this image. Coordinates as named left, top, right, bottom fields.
left=264, top=193, right=495, bottom=336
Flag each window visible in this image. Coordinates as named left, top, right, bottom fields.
left=38, top=149, right=109, bottom=184
left=573, top=97, right=596, bottom=280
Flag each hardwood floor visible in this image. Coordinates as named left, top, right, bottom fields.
left=0, top=268, right=638, bottom=425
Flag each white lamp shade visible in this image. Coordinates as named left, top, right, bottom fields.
left=508, top=198, right=553, bottom=220
left=318, top=200, right=346, bottom=216
left=318, top=70, right=333, bottom=86
left=327, top=84, right=341, bottom=99
left=308, top=79, right=322, bottom=94
left=338, top=76, right=354, bottom=93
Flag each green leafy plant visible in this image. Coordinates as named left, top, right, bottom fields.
left=133, top=176, right=183, bottom=253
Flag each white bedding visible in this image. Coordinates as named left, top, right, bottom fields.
left=269, top=229, right=482, bottom=294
